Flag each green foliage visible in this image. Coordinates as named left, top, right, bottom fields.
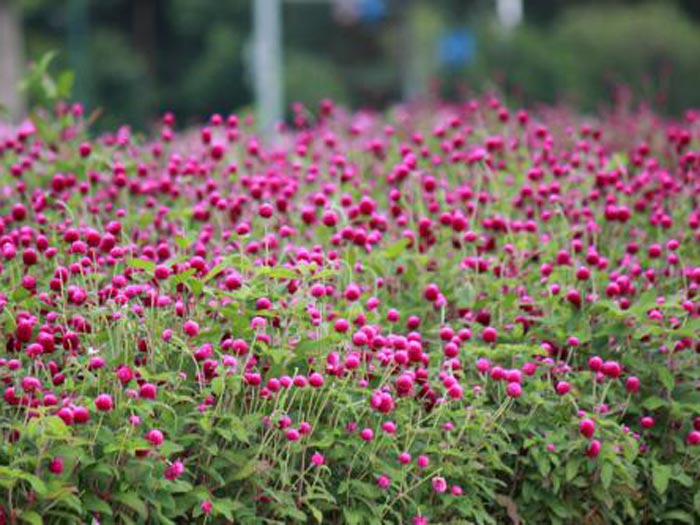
left=89, top=29, right=153, bottom=130
left=19, top=51, right=74, bottom=107
left=464, top=2, right=700, bottom=114
left=285, top=51, right=349, bottom=108
left=16, top=0, right=700, bottom=129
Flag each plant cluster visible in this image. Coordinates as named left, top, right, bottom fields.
left=1, top=94, right=700, bottom=524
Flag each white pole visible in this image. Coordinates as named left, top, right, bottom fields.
left=0, top=0, right=25, bottom=121
left=399, top=0, right=419, bottom=101
left=496, top=0, right=523, bottom=32
left=253, top=0, right=284, bottom=140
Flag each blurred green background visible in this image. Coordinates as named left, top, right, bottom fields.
left=2, top=0, right=700, bottom=130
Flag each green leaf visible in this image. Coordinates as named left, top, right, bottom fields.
left=168, top=480, right=194, bottom=493
left=211, top=376, right=225, bottom=396
left=44, top=416, right=71, bottom=438
left=343, top=508, right=364, bottom=525
left=547, top=498, right=571, bottom=518
left=660, top=511, right=695, bottom=523
left=279, top=504, right=307, bottom=521
left=658, top=367, right=675, bottom=392
left=0, top=468, right=50, bottom=497
left=257, top=266, right=297, bottom=279
left=11, top=287, right=31, bottom=302
left=171, top=268, right=197, bottom=286
left=54, top=494, right=83, bottom=514
left=230, top=418, right=251, bottom=444
left=83, top=493, right=113, bottom=515
left=212, top=499, right=237, bottom=520
left=137, top=211, right=154, bottom=228
left=642, top=396, right=667, bottom=410
left=154, top=511, right=177, bottom=525
left=19, top=511, right=43, bottom=525
left=189, top=277, right=204, bottom=295
left=308, top=504, right=323, bottom=523
left=56, top=70, right=74, bottom=98
left=113, top=492, right=148, bottom=518
left=534, top=452, right=551, bottom=477
left=203, top=263, right=227, bottom=283
left=175, top=235, right=191, bottom=250
left=126, top=258, right=156, bottom=273
left=230, top=460, right=258, bottom=481
left=600, top=462, right=613, bottom=489
left=673, top=470, right=693, bottom=488
left=652, top=463, right=672, bottom=494
left=592, top=484, right=613, bottom=510
left=381, top=238, right=409, bottom=259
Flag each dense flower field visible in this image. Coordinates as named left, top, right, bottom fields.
left=1, top=96, right=700, bottom=525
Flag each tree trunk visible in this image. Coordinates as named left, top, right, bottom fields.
left=0, top=0, right=25, bottom=121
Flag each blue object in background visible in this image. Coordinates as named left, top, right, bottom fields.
left=438, top=29, right=476, bottom=68
left=359, top=0, right=386, bottom=24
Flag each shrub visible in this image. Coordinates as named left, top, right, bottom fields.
left=464, top=2, right=700, bottom=115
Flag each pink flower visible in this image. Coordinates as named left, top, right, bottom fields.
left=49, top=456, right=64, bottom=475
left=555, top=381, right=570, bottom=395
left=73, top=406, right=90, bottom=424
left=506, top=382, right=522, bottom=398
left=309, top=372, right=325, bottom=388
left=145, top=429, right=164, bottom=446
left=359, top=428, right=374, bottom=441
left=311, top=453, right=325, bottom=466
left=139, top=383, right=157, bottom=400
left=476, top=358, right=490, bottom=374
left=382, top=421, right=397, bottom=434
left=377, top=474, right=391, bottom=489
left=580, top=418, right=596, bottom=439
left=398, top=452, right=412, bottom=465
left=259, top=203, right=274, bottom=218
left=482, top=327, right=497, bottom=344
left=432, top=476, right=447, bottom=493
left=625, top=376, right=640, bottom=393
left=183, top=320, right=200, bottom=338
left=371, top=391, right=395, bottom=413
left=586, top=439, right=602, bottom=458
left=116, top=365, right=133, bottom=384
left=154, top=265, right=171, bottom=280
left=94, top=394, right=113, bottom=412
left=165, top=460, right=185, bottom=480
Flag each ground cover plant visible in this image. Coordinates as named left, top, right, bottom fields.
left=1, top=76, right=700, bottom=524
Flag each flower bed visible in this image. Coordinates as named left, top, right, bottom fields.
left=1, top=98, right=700, bottom=524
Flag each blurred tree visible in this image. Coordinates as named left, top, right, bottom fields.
left=464, top=1, right=700, bottom=114
left=162, top=0, right=250, bottom=123
left=524, top=0, right=697, bottom=25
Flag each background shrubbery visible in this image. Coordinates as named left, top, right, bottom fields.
left=8, top=1, right=700, bottom=129
left=465, top=2, right=700, bottom=114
